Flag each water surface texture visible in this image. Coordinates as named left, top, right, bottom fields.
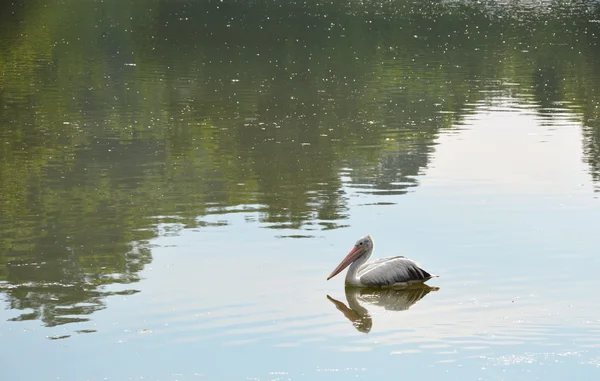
left=2, top=0, right=600, bottom=380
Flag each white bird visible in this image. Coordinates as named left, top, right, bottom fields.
left=327, top=234, right=438, bottom=288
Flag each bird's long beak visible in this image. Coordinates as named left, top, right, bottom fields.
left=327, top=245, right=365, bottom=280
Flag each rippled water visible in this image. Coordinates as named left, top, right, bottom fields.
left=2, top=0, right=600, bottom=379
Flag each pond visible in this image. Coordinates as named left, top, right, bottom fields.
left=1, top=0, right=600, bottom=380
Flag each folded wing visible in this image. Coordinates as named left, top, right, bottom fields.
left=358, top=256, right=434, bottom=287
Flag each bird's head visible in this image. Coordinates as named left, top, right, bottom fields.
left=327, top=234, right=374, bottom=281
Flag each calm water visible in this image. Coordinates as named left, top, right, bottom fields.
left=2, top=0, right=600, bottom=379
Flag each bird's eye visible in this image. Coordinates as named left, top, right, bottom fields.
left=359, top=242, right=363, bottom=245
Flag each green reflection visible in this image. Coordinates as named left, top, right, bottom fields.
left=1, top=0, right=600, bottom=329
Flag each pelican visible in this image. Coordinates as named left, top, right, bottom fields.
left=327, top=234, right=438, bottom=288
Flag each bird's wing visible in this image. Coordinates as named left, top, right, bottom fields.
left=358, top=256, right=433, bottom=287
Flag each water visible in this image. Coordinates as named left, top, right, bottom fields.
left=2, top=0, right=600, bottom=379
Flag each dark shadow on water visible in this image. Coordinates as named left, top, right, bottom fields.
left=327, top=285, right=439, bottom=333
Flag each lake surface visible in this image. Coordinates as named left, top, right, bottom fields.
left=2, top=0, right=600, bottom=379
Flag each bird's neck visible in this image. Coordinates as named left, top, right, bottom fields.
left=345, top=248, right=372, bottom=286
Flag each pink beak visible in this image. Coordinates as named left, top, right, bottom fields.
left=327, top=245, right=366, bottom=280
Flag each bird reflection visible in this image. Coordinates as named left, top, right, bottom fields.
left=327, top=285, right=439, bottom=333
